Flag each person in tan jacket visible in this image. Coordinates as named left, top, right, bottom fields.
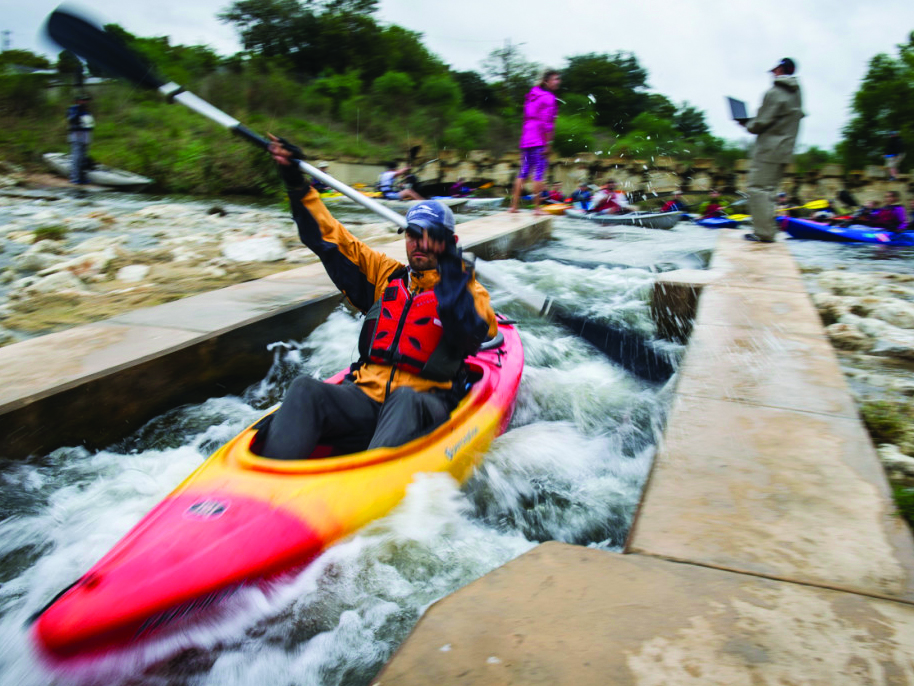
left=254, top=135, right=497, bottom=460
left=739, top=58, right=805, bottom=242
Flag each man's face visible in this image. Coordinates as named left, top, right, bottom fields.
left=404, top=228, right=439, bottom=271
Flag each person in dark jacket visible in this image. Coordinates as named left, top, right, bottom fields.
left=66, top=94, right=94, bottom=184
left=866, top=191, right=908, bottom=232
left=255, top=135, right=497, bottom=461
left=738, top=58, right=804, bottom=242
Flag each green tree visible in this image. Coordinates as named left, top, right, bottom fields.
left=370, top=70, right=414, bottom=109
left=55, top=50, right=83, bottom=86
left=841, top=32, right=914, bottom=171
left=552, top=114, right=596, bottom=156
left=675, top=103, right=709, bottom=138
left=0, top=49, right=52, bottom=71
left=443, top=109, right=489, bottom=150
left=481, top=40, right=538, bottom=116
left=561, top=52, right=649, bottom=131
left=453, top=70, right=495, bottom=111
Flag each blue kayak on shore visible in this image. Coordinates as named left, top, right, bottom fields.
left=779, top=217, right=914, bottom=246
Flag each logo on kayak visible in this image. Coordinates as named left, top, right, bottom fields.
left=184, top=499, right=229, bottom=520
left=445, top=427, right=478, bottom=460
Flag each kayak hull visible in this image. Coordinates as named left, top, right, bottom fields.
left=780, top=217, right=914, bottom=246
left=696, top=216, right=740, bottom=229
left=33, top=322, right=523, bottom=659
left=588, top=211, right=682, bottom=230
left=43, top=152, right=152, bottom=188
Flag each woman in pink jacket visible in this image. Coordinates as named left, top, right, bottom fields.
left=510, top=70, right=561, bottom=213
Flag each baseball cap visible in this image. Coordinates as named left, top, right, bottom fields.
left=399, top=200, right=455, bottom=235
left=771, top=58, right=796, bottom=75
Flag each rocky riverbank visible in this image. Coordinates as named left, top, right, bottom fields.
left=0, top=174, right=401, bottom=346
left=802, top=264, right=914, bottom=509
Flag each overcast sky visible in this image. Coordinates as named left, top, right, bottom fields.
left=8, top=0, right=914, bottom=149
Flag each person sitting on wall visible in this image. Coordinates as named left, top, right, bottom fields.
left=661, top=190, right=687, bottom=213
left=378, top=162, right=424, bottom=201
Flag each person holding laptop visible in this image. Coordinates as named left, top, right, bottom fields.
left=736, top=58, right=805, bottom=242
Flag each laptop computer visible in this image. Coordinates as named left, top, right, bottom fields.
left=727, top=97, right=749, bottom=121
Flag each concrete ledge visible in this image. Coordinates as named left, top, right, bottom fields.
left=0, top=211, right=550, bottom=460
left=374, top=542, right=914, bottom=685
left=631, top=231, right=914, bottom=601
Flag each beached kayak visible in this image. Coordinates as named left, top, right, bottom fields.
left=779, top=217, right=914, bottom=246
left=43, top=152, right=152, bottom=188
left=32, top=320, right=523, bottom=659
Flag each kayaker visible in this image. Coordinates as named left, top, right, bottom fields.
left=591, top=179, right=630, bottom=214
left=311, top=161, right=331, bottom=193
left=66, top=93, right=94, bottom=185
left=866, top=191, right=908, bottom=232
left=661, top=191, right=687, bottom=213
left=510, top=69, right=561, bottom=214
left=700, top=190, right=727, bottom=218
left=545, top=182, right=565, bottom=204
left=737, top=57, right=805, bottom=243
left=378, top=161, right=424, bottom=201
left=570, top=182, right=592, bottom=210
left=255, top=135, right=497, bottom=461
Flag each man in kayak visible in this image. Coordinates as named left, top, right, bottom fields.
left=738, top=58, right=804, bottom=242
left=866, top=191, right=908, bottom=232
left=661, top=191, right=687, bottom=213
left=255, top=135, right=497, bottom=460
left=700, top=190, right=727, bottom=218
left=591, top=179, right=630, bottom=214
left=570, top=182, right=592, bottom=210
left=66, top=93, right=94, bottom=185
left=378, top=161, right=424, bottom=201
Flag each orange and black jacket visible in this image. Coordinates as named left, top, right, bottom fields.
left=288, top=185, right=497, bottom=403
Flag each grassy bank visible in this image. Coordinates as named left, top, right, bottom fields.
left=0, top=82, right=397, bottom=197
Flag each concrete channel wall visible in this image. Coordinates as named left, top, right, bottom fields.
left=0, top=212, right=550, bottom=461
left=374, top=231, right=914, bottom=685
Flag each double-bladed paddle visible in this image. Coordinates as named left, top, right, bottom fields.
left=45, top=7, right=674, bottom=383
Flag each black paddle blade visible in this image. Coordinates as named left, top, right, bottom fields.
left=45, top=8, right=165, bottom=90
left=554, top=310, right=675, bottom=383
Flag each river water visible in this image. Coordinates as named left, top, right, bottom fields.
left=0, top=206, right=852, bottom=686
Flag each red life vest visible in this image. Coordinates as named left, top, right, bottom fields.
left=358, top=272, right=463, bottom=381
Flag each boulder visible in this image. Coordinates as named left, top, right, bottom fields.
left=824, top=321, right=872, bottom=351
left=23, top=270, right=89, bottom=295
left=221, top=234, right=287, bottom=263
left=878, top=444, right=914, bottom=486
left=116, top=265, right=151, bottom=283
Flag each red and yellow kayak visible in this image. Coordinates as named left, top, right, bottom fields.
left=33, top=321, right=523, bottom=659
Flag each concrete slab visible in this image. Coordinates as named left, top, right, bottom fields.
left=374, top=543, right=914, bottom=686
left=675, top=322, right=858, bottom=418
left=629, top=395, right=914, bottom=600
left=695, top=284, right=826, bottom=336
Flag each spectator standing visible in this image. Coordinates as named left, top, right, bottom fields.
left=66, top=93, right=94, bottom=185
left=885, top=132, right=905, bottom=181
left=510, top=70, right=561, bottom=214
left=738, top=58, right=805, bottom=242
